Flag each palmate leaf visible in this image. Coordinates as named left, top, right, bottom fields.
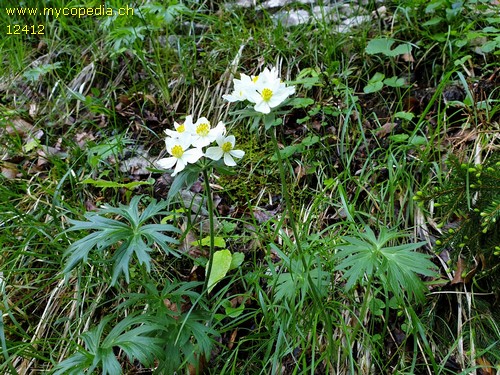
left=334, top=226, right=438, bottom=302
left=54, top=315, right=164, bottom=375
left=63, top=195, right=181, bottom=285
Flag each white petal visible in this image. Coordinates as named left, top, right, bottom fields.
left=184, top=115, right=194, bottom=127
left=165, top=128, right=180, bottom=138
left=254, top=100, right=271, bottom=114
left=246, top=90, right=262, bottom=104
left=229, top=149, right=245, bottom=159
left=215, top=133, right=226, bottom=147
left=211, top=122, right=227, bottom=138
left=222, top=93, right=243, bottom=102
left=192, top=136, right=212, bottom=148
left=172, top=159, right=186, bottom=176
left=195, top=117, right=210, bottom=127
left=156, top=157, right=177, bottom=169
left=206, top=146, right=223, bottom=161
left=183, top=148, right=204, bottom=163
left=223, top=153, right=237, bottom=166
left=225, top=135, right=236, bottom=146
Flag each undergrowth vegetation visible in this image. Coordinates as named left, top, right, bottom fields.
left=1, top=0, right=499, bottom=374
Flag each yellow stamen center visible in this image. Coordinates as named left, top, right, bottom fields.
left=171, top=145, right=184, bottom=158
left=261, top=88, right=273, bottom=101
left=196, top=123, right=210, bottom=137
left=221, top=142, right=233, bottom=153
left=252, top=76, right=259, bottom=83
left=177, top=124, right=185, bottom=133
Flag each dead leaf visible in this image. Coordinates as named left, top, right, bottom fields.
left=1, top=162, right=18, bottom=179
left=477, top=356, right=493, bottom=375
left=294, top=164, right=306, bottom=182
left=401, top=52, right=414, bottom=63
left=228, top=329, right=238, bottom=350
left=376, top=122, right=397, bottom=138
left=451, top=257, right=464, bottom=285
left=6, top=118, right=34, bottom=137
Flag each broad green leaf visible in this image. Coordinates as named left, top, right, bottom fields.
left=271, top=144, right=301, bottom=161
left=383, top=76, right=405, bottom=87
left=206, top=249, right=232, bottom=293
left=454, top=55, right=472, bottom=66
left=389, top=134, right=409, bottom=142
left=365, top=38, right=412, bottom=57
left=289, top=97, right=315, bottom=108
left=229, top=252, right=244, bottom=270
left=422, top=17, right=443, bottom=27
left=222, top=299, right=245, bottom=318
left=363, top=72, right=385, bottom=93
left=410, top=135, right=427, bottom=146
left=394, top=111, right=415, bottom=121
left=301, top=135, right=320, bottom=146
left=193, top=236, right=226, bottom=248
left=369, top=297, right=385, bottom=316
left=480, top=40, right=499, bottom=53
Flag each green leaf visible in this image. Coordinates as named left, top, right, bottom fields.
left=388, top=134, right=409, bottom=143
left=271, top=144, right=301, bottom=161
left=301, top=135, right=320, bottom=146
left=229, top=252, right=244, bottom=270
left=409, top=135, right=427, bottom=146
left=193, top=236, right=226, bottom=248
left=206, top=249, right=232, bottom=293
left=454, top=54, right=472, bottom=66
left=55, top=315, right=164, bottom=375
left=22, top=62, right=62, bottom=82
left=383, top=76, right=405, bottom=87
left=363, top=72, right=385, bottom=94
left=365, top=38, right=412, bottom=57
left=224, top=304, right=245, bottom=318
left=422, top=17, right=443, bottom=27
left=167, top=166, right=200, bottom=202
left=80, top=178, right=154, bottom=190
left=369, top=297, right=385, bottom=316
left=480, top=40, right=499, bottom=54
left=394, top=111, right=415, bottom=121
left=263, top=114, right=282, bottom=130
left=289, top=97, right=315, bottom=108
left=334, top=226, right=438, bottom=302
left=63, top=196, right=180, bottom=285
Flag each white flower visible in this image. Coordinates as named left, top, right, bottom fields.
left=156, top=135, right=203, bottom=176
left=223, top=67, right=295, bottom=114
left=189, top=117, right=225, bottom=147
left=258, top=67, right=280, bottom=82
left=164, top=115, right=194, bottom=140
left=247, top=69, right=295, bottom=114
left=222, top=73, right=261, bottom=103
left=212, top=120, right=227, bottom=138
left=206, top=134, right=245, bottom=166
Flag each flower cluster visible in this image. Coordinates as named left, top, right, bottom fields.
left=223, top=67, right=295, bottom=114
left=157, top=115, right=245, bottom=176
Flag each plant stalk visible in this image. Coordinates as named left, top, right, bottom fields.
left=202, top=168, right=216, bottom=293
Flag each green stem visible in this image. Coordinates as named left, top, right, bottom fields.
left=269, top=129, right=328, bottom=304
left=350, top=277, right=373, bottom=343
left=270, top=130, right=303, bottom=255
left=202, top=168, right=216, bottom=293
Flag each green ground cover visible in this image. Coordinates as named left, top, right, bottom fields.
left=1, top=0, right=499, bottom=373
